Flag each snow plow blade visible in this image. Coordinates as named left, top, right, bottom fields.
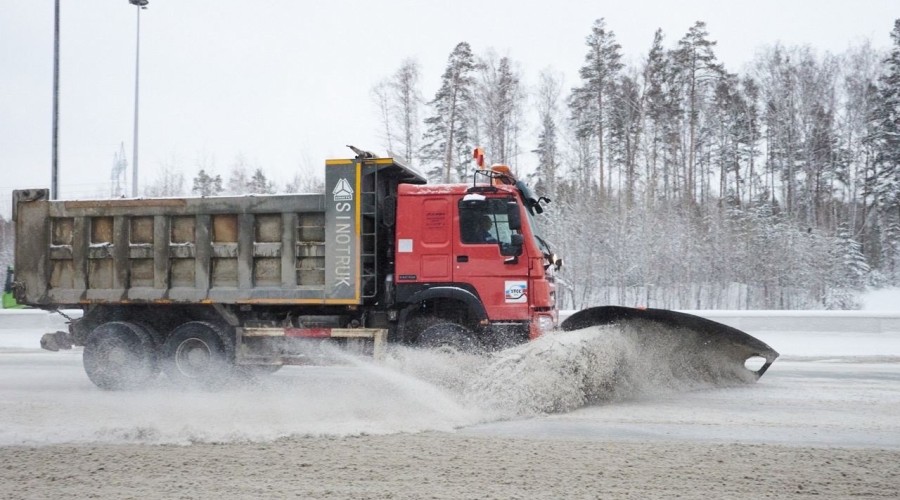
left=561, top=306, right=778, bottom=382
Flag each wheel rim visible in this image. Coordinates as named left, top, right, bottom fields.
left=174, top=338, right=213, bottom=378
left=103, top=343, right=132, bottom=368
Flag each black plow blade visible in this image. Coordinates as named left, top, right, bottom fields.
left=561, top=306, right=779, bottom=382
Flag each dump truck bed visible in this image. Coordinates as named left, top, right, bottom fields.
left=12, top=189, right=356, bottom=306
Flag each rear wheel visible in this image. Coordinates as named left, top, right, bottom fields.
left=417, top=321, right=480, bottom=354
left=83, top=321, right=159, bottom=391
left=162, top=321, right=234, bottom=389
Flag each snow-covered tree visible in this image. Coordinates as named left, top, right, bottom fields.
left=607, top=72, right=643, bottom=206
left=374, top=59, right=425, bottom=166
left=474, top=52, right=524, bottom=170
left=642, top=28, right=678, bottom=202
left=824, top=225, right=870, bottom=308
left=571, top=18, right=624, bottom=195
left=421, top=42, right=479, bottom=182
left=532, top=69, right=563, bottom=196
left=672, top=21, right=724, bottom=202
left=391, top=59, right=424, bottom=166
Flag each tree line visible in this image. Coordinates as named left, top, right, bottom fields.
left=371, top=18, right=900, bottom=309
left=143, top=153, right=325, bottom=198
left=2, top=19, right=898, bottom=310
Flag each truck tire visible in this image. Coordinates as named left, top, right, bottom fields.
left=161, top=321, right=234, bottom=390
left=417, top=322, right=480, bottom=353
left=83, top=321, right=159, bottom=391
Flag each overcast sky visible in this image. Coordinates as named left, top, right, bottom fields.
left=1, top=0, right=897, bottom=217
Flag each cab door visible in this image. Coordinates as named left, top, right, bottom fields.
left=452, top=195, right=531, bottom=321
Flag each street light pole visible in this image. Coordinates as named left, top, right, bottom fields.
left=51, top=0, right=60, bottom=200
left=129, top=0, right=148, bottom=198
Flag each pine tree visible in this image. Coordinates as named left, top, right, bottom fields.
left=863, top=20, right=900, bottom=284
left=571, top=18, right=624, bottom=195
left=824, top=225, right=870, bottom=309
left=192, top=169, right=223, bottom=196
left=643, top=29, right=669, bottom=202
left=672, top=21, right=724, bottom=203
left=709, top=73, right=751, bottom=206
left=248, top=168, right=275, bottom=194
left=421, top=42, right=478, bottom=182
left=532, top=69, right=563, bottom=196
left=872, top=20, right=900, bottom=222
left=608, top=73, right=642, bottom=206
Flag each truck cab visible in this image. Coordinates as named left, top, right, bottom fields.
left=393, top=166, right=559, bottom=349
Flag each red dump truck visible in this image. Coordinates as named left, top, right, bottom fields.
left=12, top=151, right=566, bottom=389
left=12, top=149, right=777, bottom=390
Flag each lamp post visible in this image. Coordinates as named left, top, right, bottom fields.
left=51, top=0, right=60, bottom=200
left=129, top=0, right=148, bottom=197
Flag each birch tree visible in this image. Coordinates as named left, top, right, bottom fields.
left=372, top=59, right=423, bottom=165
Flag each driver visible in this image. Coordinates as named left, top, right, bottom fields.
left=478, top=215, right=497, bottom=243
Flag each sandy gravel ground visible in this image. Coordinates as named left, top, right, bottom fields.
left=2, top=433, right=898, bottom=499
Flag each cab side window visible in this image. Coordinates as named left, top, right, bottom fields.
left=459, top=198, right=515, bottom=246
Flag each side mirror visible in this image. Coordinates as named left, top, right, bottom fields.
left=506, top=201, right=521, bottom=231
left=502, top=233, right=524, bottom=262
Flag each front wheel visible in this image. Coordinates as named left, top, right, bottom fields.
left=161, top=321, right=234, bottom=389
left=83, top=321, right=159, bottom=390
left=417, top=322, right=481, bottom=354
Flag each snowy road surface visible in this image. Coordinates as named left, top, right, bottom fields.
left=1, top=309, right=899, bottom=449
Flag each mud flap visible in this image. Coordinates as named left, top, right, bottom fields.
left=561, top=306, right=778, bottom=381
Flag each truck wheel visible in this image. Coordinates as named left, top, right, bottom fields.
left=83, top=321, right=159, bottom=391
left=162, top=321, right=234, bottom=389
left=417, top=322, right=480, bottom=354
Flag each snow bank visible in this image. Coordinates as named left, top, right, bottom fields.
left=859, top=287, right=900, bottom=312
